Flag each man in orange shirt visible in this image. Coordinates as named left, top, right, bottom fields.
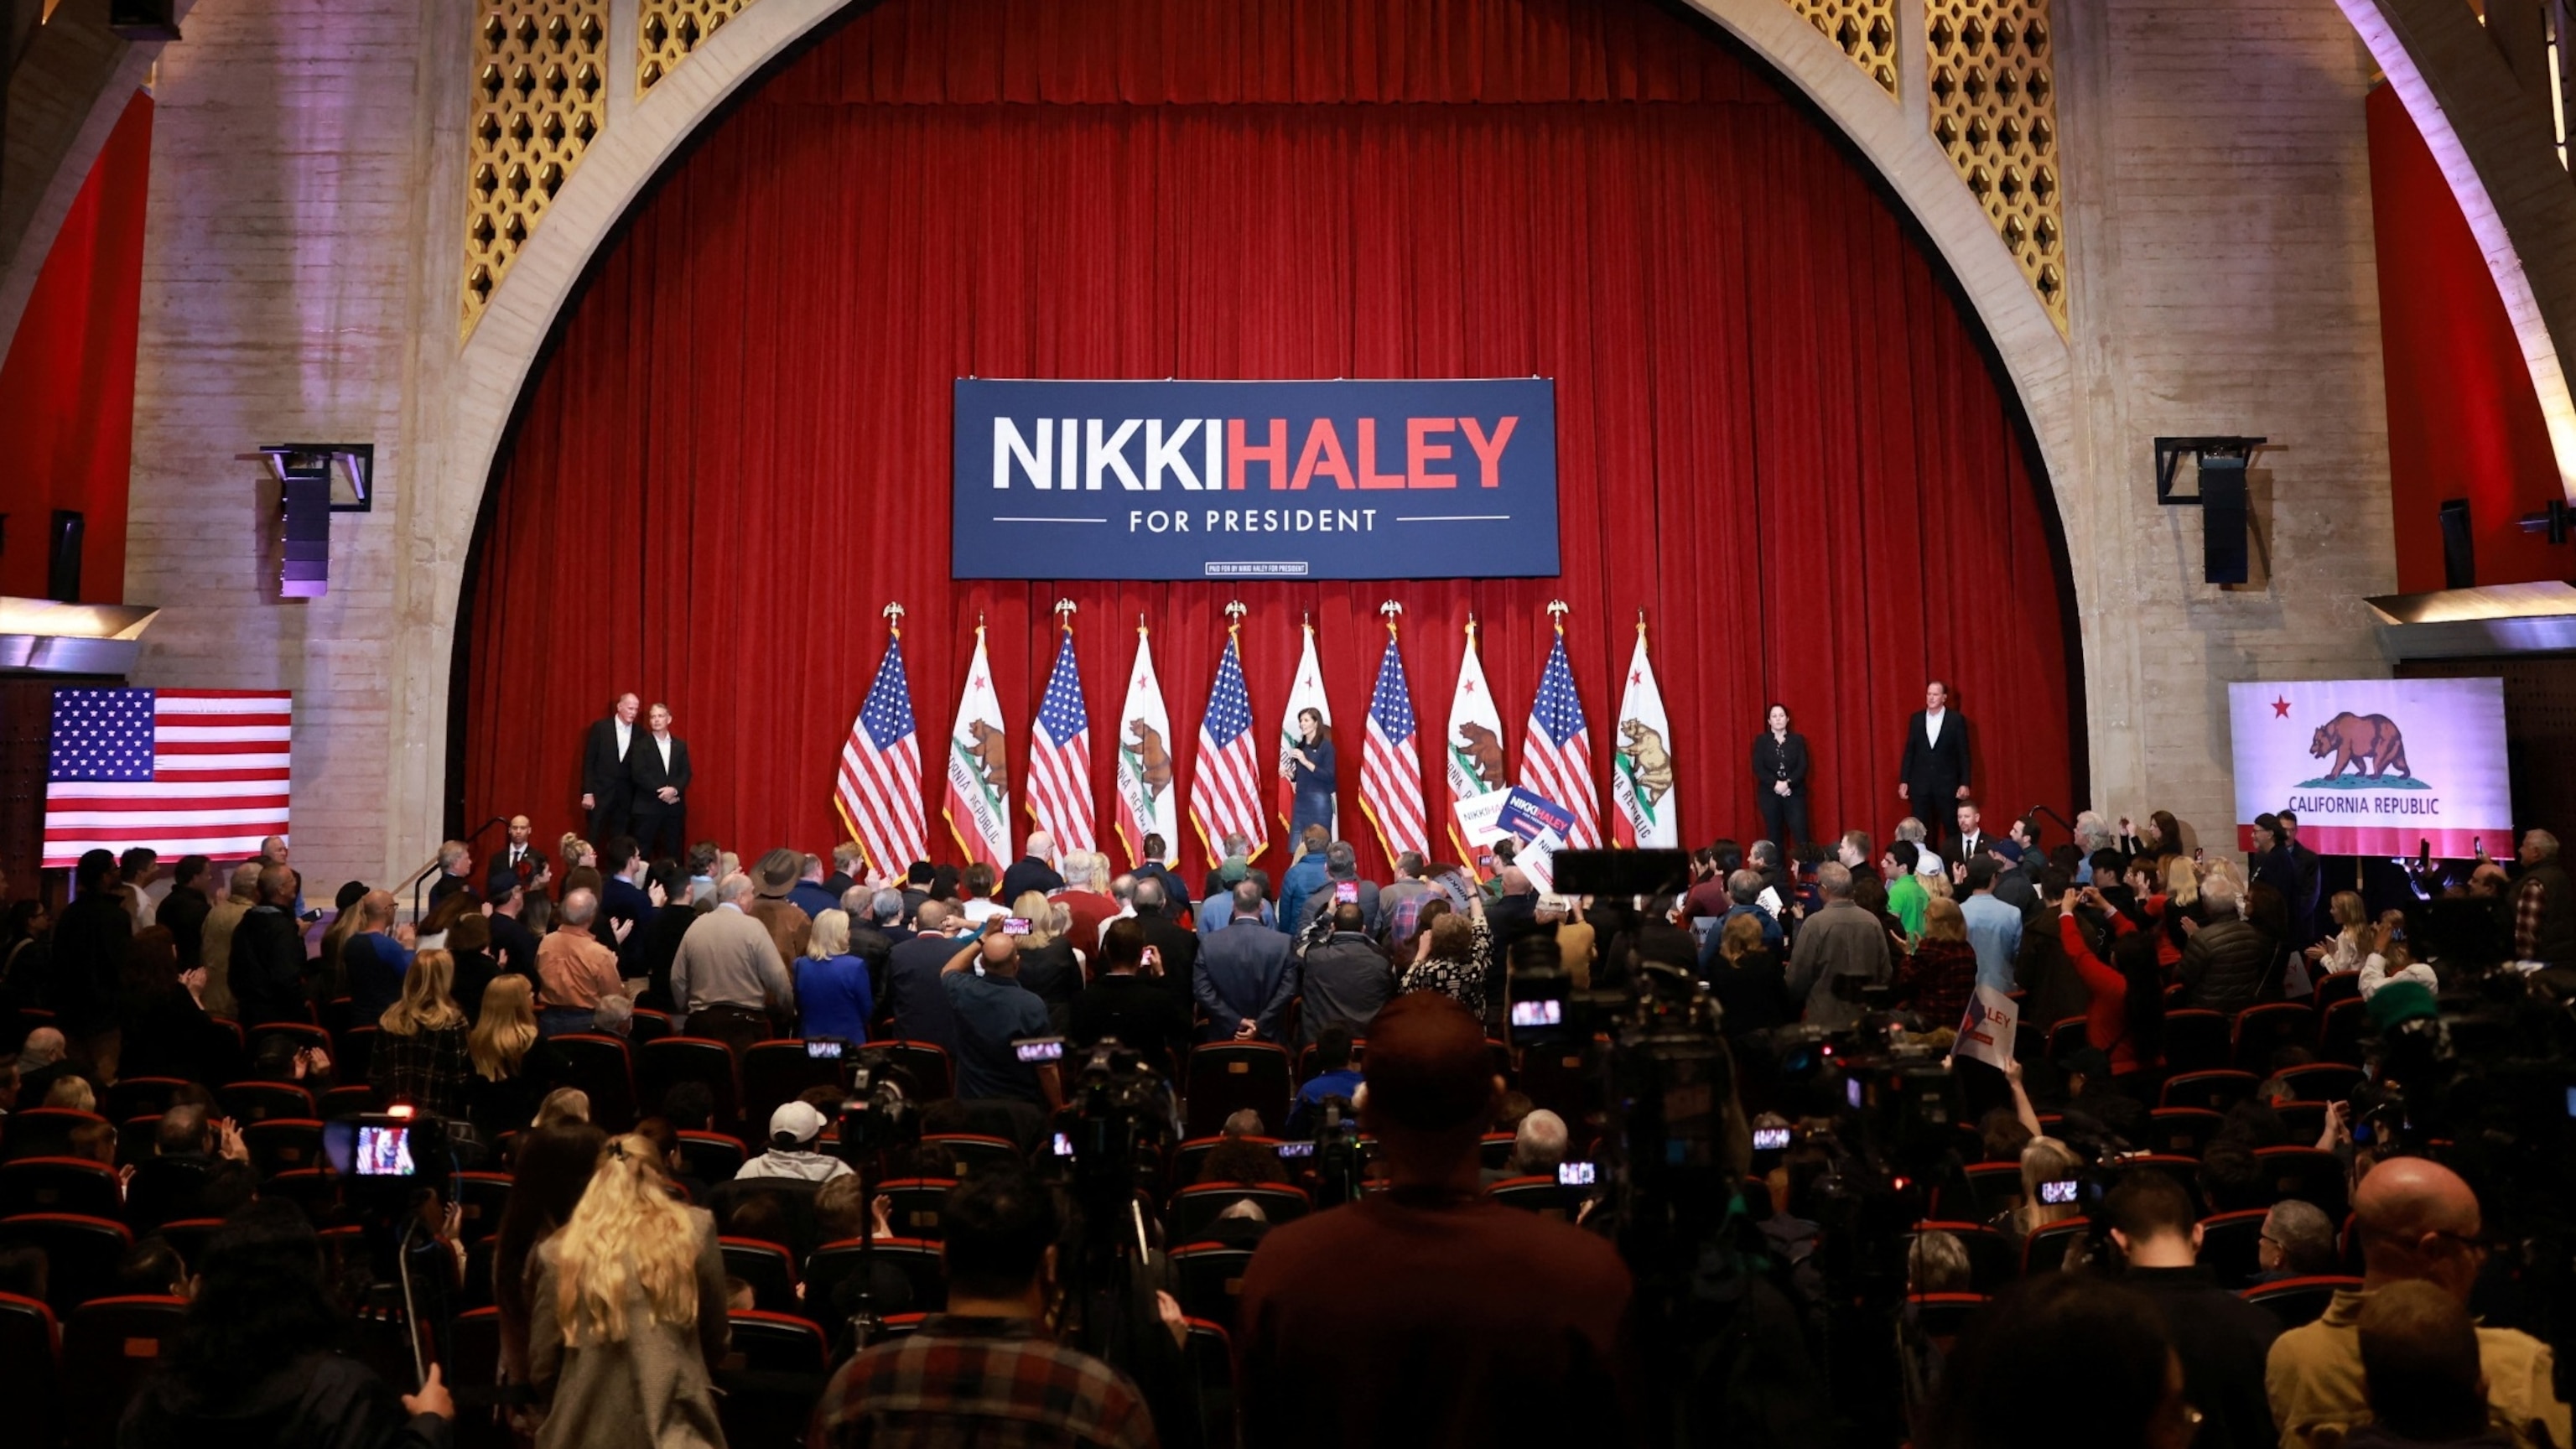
left=536, top=886, right=626, bottom=1037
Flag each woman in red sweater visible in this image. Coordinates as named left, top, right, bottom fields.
left=2057, top=886, right=2166, bottom=1088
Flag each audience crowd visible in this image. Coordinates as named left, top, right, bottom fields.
left=0, top=795, right=2565, bottom=1448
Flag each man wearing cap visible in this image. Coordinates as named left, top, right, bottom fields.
left=746, top=847, right=813, bottom=966
left=736, top=1102, right=854, bottom=1182
left=1235, top=992, right=1635, bottom=1446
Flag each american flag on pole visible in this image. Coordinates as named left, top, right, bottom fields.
left=1190, top=621, right=1266, bottom=864
left=1358, top=615, right=1426, bottom=864
left=835, top=622, right=926, bottom=875
left=1026, top=621, right=1095, bottom=855
left=44, top=688, right=292, bottom=867
left=1519, top=615, right=1601, bottom=849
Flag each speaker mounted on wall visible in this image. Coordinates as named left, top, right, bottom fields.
left=106, top=0, right=181, bottom=41
left=255, top=444, right=373, bottom=600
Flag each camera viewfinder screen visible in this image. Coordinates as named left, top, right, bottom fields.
left=1557, top=1161, right=1596, bottom=1187
left=2038, top=1178, right=2079, bottom=1205
left=356, top=1124, right=416, bottom=1176
left=1752, top=1127, right=1791, bottom=1151
left=1509, top=999, right=1562, bottom=1027
left=807, top=1040, right=844, bottom=1060
left=1015, top=1038, right=1064, bottom=1062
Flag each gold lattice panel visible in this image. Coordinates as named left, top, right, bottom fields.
left=1927, top=0, right=2066, bottom=332
left=463, top=0, right=606, bottom=335
left=639, top=0, right=758, bottom=96
left=1786, top=0, right=1898, bottom=96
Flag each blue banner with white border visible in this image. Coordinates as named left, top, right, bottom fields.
left=952, top=378, right=1560, bottom=580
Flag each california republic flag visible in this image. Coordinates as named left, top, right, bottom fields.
left=1114, top=623, right=1182, bottom=868
left=1610, top=618, right=1679, bottom=848
left=1276, top=616, right=1334, bottom=837
left=1445, top=616, right=1509, bottom=870
left=943, top=623, right=1011, bottom=868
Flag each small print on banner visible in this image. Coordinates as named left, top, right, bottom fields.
left=1498, top=786, right=1575, bottom=844
left=1516, top=827, right=1566, bottom=896
left=1950, top=985, right=2018, bottom=1072
left=1454, top=787, right=1515, bottom=846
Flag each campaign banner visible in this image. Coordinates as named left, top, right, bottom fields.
left=1498, top=786, right=1576, bottom=844
left=952, top=378, right=1561, bottom=580
left=2226, top=678, right=2511, bottom=857
left=1951, top=985, right=2018, bottom=1072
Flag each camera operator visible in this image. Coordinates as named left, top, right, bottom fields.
left=1235, top=992, right=1635, bottom=1447
left=2267, top=1158, right=2572, bottom=1449
left=808, top=1164, right=1158, bottom=1448
left=1068, top=918, right=1193, bottom=1078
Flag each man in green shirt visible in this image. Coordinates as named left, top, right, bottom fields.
left=1883, top=840, right=1929, bottom=943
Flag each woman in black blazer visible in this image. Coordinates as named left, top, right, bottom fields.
left=1750, top=703, right=1810, bottom=847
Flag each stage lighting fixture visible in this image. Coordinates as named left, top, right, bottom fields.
left=2153, top=435, right=2267, bottom=585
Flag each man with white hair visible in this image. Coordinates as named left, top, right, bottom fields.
left=1002, top=830, right=1065, bottom=905
left=199, top=860, right=264, bottom=1019
left=2513, top=828, right=2573, bottom=966
left=1050, top=850, right=1118, bottom=950
left=2072, top=811, right=2116, bottom=883
left=1786, top=863, right=1888, bottom=1030
left=2179, top=875, right=2272, bottom=1015
left=1489, top=1108, right=1569, bottom=1184
left=668, top=872, right=794, bottom=1054
left=427, top=839, right=475, bottom=909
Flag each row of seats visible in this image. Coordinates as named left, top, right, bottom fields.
left=1903, top=1273, right=2366, bottom=1340
left=2034, top=1000, right=2366, bottom=1075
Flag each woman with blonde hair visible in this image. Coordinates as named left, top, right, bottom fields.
left=2306, top=891, right=2371, bottom=976
left=797, top=907, right=874, bottom=1043
left=466, top=974, right=553, bottom=1141
left=527, top=1132, right=729, bottom=1448
left=1704, top=910, right=1789, bottom=1037
left=1996, top=1135, right=2085, bottom=1254
left=370, top=948, right=471, bottom=1119
left=1009, top=891, right=1084, bottom=1032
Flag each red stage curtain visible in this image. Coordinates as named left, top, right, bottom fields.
left=2365, top=86, right=2566, bottom=593
left=460, top=0, right=2075, bottom=886
left=0, top=89, right=153, bottom=602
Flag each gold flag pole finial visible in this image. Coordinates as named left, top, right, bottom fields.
left=1054, top=598, right=1077, bottom=632
left=1547, top=600, right=1570, bottom=635
left=883, top=601, right=906, bottom=638
left=1223, top=599, right=1248, bottom=638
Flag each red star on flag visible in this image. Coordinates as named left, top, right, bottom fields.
left=2271, top=695, right=2292, bottom=719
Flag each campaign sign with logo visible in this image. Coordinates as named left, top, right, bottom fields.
left=2226, top=678, right=2511, bottom=856
left=1498, top=786, right=1576, bottom=844
left=952, top=378, right=1561, bottom=579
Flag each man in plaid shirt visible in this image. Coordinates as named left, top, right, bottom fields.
left=807, top=1166, right=1159, bottom=1449
left=2512, top=829, right=2574, bottom=966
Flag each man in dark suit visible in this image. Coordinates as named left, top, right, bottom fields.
left=1131, top=877, right=1200, bottom=987
left=582, top=693, right=641, bottom=846
left=1898, top=680, right=1972, bottom=849
left=599, top=835, right=659, bottom=974
left=495, top=814, right=548, bottom=882
left=627, top=701, right=693, bottom=861
left=1951, top=800, right=1995, bottom=871
left=2274, top=808, right=2324, bottom=943
left=880, top=901, right=969, bottom=1052
left=426, top=839, right=475, bottom=911
left=1000, top=831, right=1066, bottom=906
left=1195, top=880, right=1297, bottom=1042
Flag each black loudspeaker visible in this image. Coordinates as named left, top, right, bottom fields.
left=107, top=1, right=182, bottom=41
left=279, top=459, right=331, bottom=599
left=2198, top=454, right=2249, bottom=584
left=47, top=510, right=85, bottom=602
left=2438, top=498, right=2476, bottom=589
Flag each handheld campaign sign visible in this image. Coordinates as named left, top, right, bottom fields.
left=1498, top=787, right=1576, bottom=844
left=2226, top=678, right=2511, bottom=856
left=953, top=379, right=1560, bottom=580
left=1952, top=985, right=2018, bottom=1072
